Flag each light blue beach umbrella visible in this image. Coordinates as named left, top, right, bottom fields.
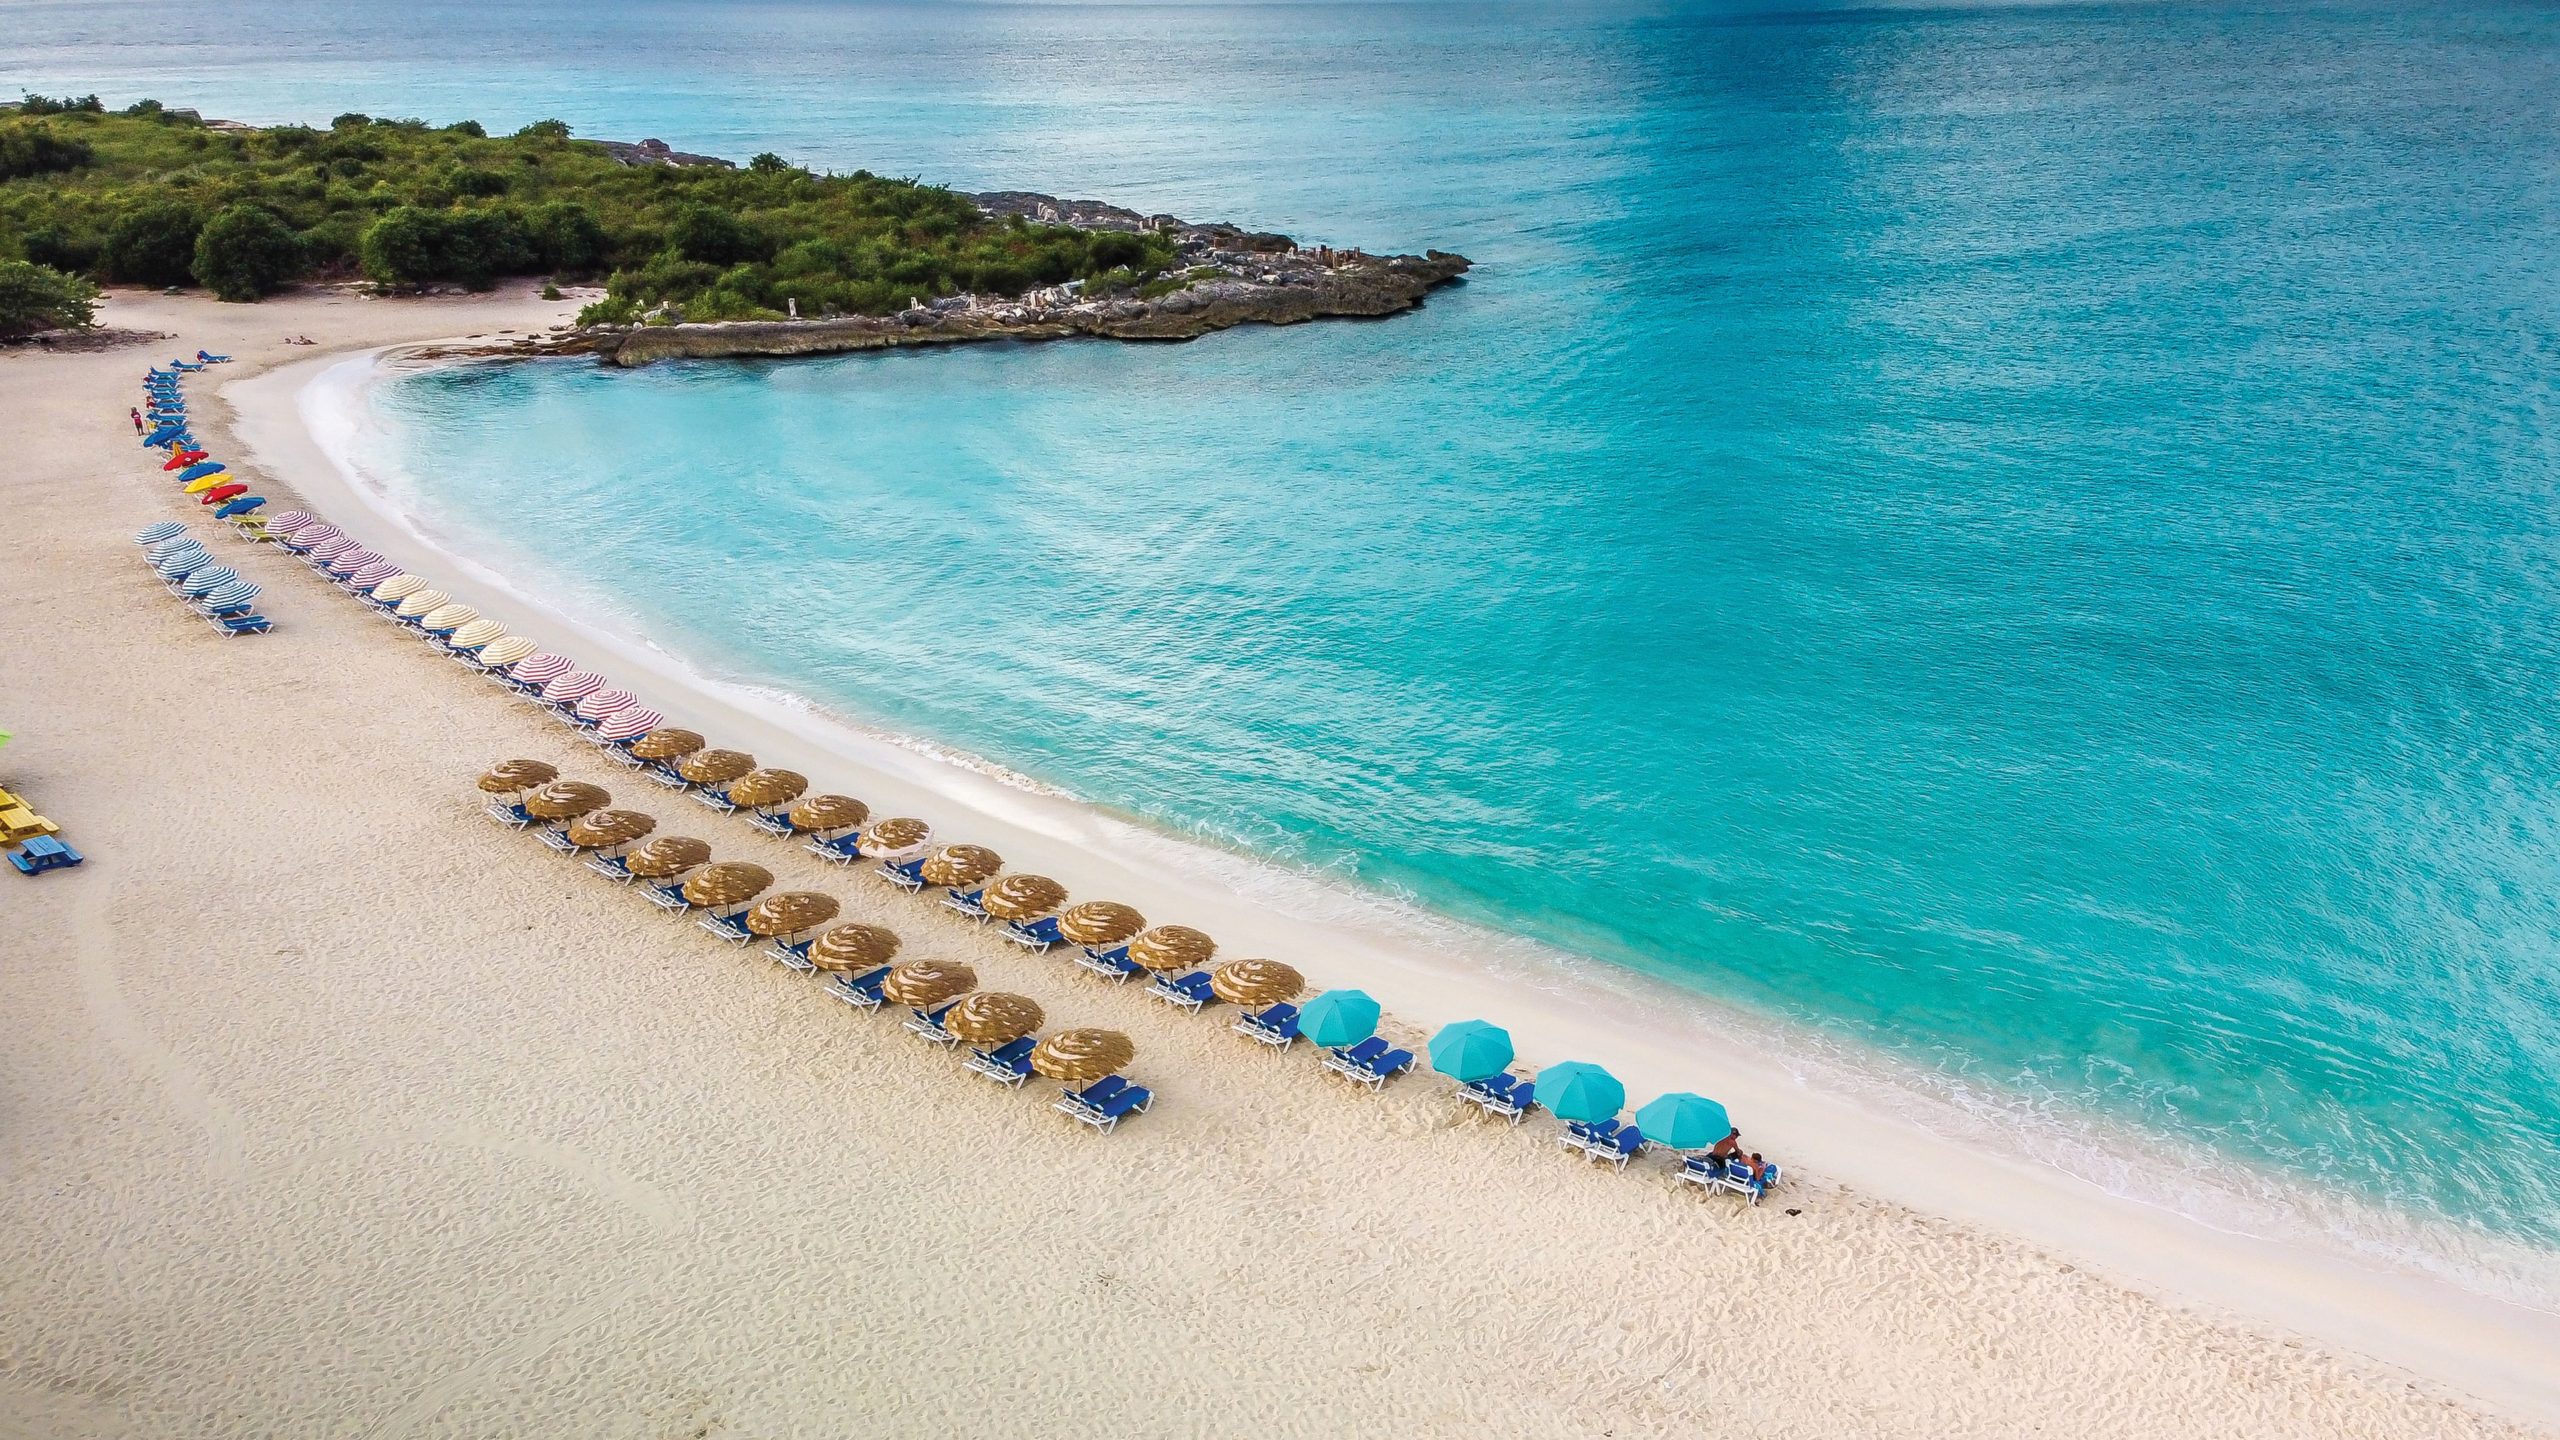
left=1538, top=1062, right=1626, bottom=1124
left=1298, top=989, right=1381, bottom=1049
left=215, top=496, right=266, bottom=519
left=176, top=461, right=224, bottom=483
left=1634, top=1092, right=1732, bottom=1151
left=1427, top=1019, right=1515, bottom=1083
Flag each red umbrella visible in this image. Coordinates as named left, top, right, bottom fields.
left=162, top=449, right=207, bottom=471
left=199, top=483, right=248, bottom=505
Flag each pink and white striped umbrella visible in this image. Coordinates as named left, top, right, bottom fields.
left=595, top=707, right=663, bottom=741
left=266, top=510, right=315, bottom=533
left=276, top=523, right=340, bottom=552
left=307, top=536, right=359, bottom=563
left=573, top=687, right=640, bottom=721
left=325, top=546, right=383, bottom=576
left=349, top=562, right=402, bottom=589
left=510, top=652, right=574, bottom=684
left=541, top=671, right=606, bottom=704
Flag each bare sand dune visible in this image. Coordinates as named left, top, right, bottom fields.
left=0, top=287, right=2548, bottom=1438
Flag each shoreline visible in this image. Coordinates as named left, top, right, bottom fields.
left=235, top=327, right=2560, bottom=1419
left=6, top=285, right=2555, bottom=1437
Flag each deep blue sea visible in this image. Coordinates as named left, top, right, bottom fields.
left=13, top=0, right=2558, bottom=1275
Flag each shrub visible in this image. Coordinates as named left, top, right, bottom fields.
left=358, top=206, right=450, bottom=286
left=104, top=202, right=204, bottom=286
left=526, top=199, right=609, bottom=273
left=21, top=224, right=101, bottom=273
left=16, top=93, right=103, bottom=116
left=668, top=203, right=768, bottom=266
left=0, top=259, right=100, bottom=336
left=192, top=204, right=304, bottom=300
left=748, top=152, right=788, bottom=174
left=0, top=122, right=96, bottom=179
left=515, top=119, right=571, bottom=142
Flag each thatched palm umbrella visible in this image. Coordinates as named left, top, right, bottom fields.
left=981, top=873, right=1068, bottom=921
left=726, top=768, right=807, bottom=810
left=623, top=836, right=712, bottom=879
left=881, top=960, right=977, bottom=1008
left=806, top=923, right=901, bottom=973
left=1128, top=925, right=1216, bottom=973
left=674, top=748, right=755, bottom=786
left=856, top=817, right=931, bottom=858
left=477, top=758, right=558, bottom=796
left=564, top=808, right=657, bottom=850
left=744, top=891, right=841, bottom=937
left=1031, top=1029, right=1135, bottom=1084
left=787, top=794, right=869, bottom=836
left=943, top=992, right=1045, bottom=1047
left=680, top=861, right=774, bottom=909
left=1209, top=958, right=1305, bottom=1008
left=920, top=844, right=1002, bottom=889
left=630, top=728, right=705, bottom=762
left=523, top=780, right=612, bottom=821
left=1058, top=901, right=1147, bottom=947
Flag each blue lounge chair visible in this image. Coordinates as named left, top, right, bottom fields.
left=1458, top=1073, right=1538, bottom=1124
left=641, top=877, right=692, bottom=910
left=878, top=856, right=927, bottom=890
left=198, top=350, right=231, bottom=363
left=1054, top=1075, right=1152, bottom=1132
left=1579, top=1122, right=1649, bottom=1170
left=1073, top=945, right=1145, bottom=982
left=964, top=1036, right=1036, bottom=1087
left=643, top=759, right=691, bottom=788
left=744, top=806, right=795, bottom=837
left=765, top=933, right=818, bottom=970
left=534, top=823, right=581, bottom=852
left=485, top=798, right=535, bottom=827
left=805, top=831, right=864, bottom=864
left=1324, top=1038, right=1414, bottom=1088
left=827, top=964, right=891, bottom=1009
left=1004, top=915, right=1065, bottom=951
left=211, top=613, right=273, bottom=636
left=585, top=850, right=636, bottom=881
left=1145, top=969, right=1216, bottom=1012
left=904, top=1002, right=961, bottom=1046
left=1677, top=1155, right=1729, bottom=1191
left=691, top=782, right=741, bottom=813
left=942, top=886, right=987, bottom=919
left=9, top=835, right=85, bottom=875
left=1233, top=1002, right=1299, bottom=1048
left=696, top=905, right=755, bottom=943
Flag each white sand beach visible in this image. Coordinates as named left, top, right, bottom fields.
left=5, top=284, right=2557, bottom=1439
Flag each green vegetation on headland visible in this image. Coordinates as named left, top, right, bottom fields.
left=0, top=93, right=1178, bottom=328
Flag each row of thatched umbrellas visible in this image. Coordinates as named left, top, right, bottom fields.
left=477, top=759, right=1142, bottom=1087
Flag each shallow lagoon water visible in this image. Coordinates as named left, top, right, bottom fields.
left=19, top=0, right=2560, bottom=1271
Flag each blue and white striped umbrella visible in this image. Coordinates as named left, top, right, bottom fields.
left=199, top=581, right=261, bottom=610
left=155, top=549, right=213, bottom=578
left=180, top=566, right=241, bottom=597
left=133, top=521, right=186, bottom=545
left=145, top=535, right=204, bottom=562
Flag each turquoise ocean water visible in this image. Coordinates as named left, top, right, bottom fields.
left=12, top=1, right=2558, bottom=1274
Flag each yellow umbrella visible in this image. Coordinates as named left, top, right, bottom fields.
left=943, top=992, right=1045, bottom=1046
left=629, top=728, right=705, bottom=762
left=372, top=575, right=428, bottom=604
left=448, top=618, right=508, bottom=650
left=477, top=758, right=558, bottom=794
left=806, top=923, right=901, bottom=972
left=564, top=808, right=656, bottom=849
left=418, top=602, right=480, bottom=631
left=673, top=748, right=755, bottom=785
left=393, top=588, right=450, bottom=620
left=1030, top=1028, right=1135, bottom=1083
left=1058, top=900, right=1147, bottom=947
left=680, top=861, right=774, bottom=909
left=787, top=794, right=869, bottom=835
left=1209, top=958, right=1305, bottom=1008
left=478, top=635, right=540, bottom=668
left=726, top=768, right=807, bottom=810
left=920, top=843, right=1002, bottom=888
left=744, top=891, right=841, bottom=937
left=1129, top=925, right=1216, bottom=973
left=622, top=836, right=712, bottom=879
left=881, top=960, right=976, bottom=1008
left=181, top=470, right=232, bottom=494
left=856, top=817, right=931, bottom=858
left=980, top=873, right=1068, bottom=921
left=523, top=779, right=611, bottom=820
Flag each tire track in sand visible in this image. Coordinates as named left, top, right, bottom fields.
left=72, top=872, right=248, bottom=1179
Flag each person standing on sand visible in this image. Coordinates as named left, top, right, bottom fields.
left=129, top=407, right=143, bottom=434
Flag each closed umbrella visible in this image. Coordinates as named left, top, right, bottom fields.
left=745, top=891, right=841, bottom=937
left=920, top=844, right=1001, bottom=888
left=1208, top=958, right=1304, bottom=1008
left=623, top=836, right=712, bottom=879
left=806, top=923, right=901, bottom=972
left=1128, top=925, right=1215, bottom=973
left=564, top=808, right=656, bottom=849
left=1633, top=1092, right=1731, bottom=1151
left=1030, top=1028, right=1134, bottom=1084
left=881, top=960, right=976, bottom=1008
left=787, top=794, right=869, bottom=835
left=1299, top=989, right=1381, bottom=1048
left=856, top=817, right=931, bottom=858
left=680, top=861, right=773, bottom=909
left=1058, top=900, right=1146, bottom=947
left=476, top=758, right=557, bottom=794
left=1538, top=1062, right=1626, bottom=1124
left=1427, top=1020, right=1515, bottom=1083
left=980, top=873, right=1067, bottom=920
left=944, top=992, right=1044, bottom=1047
left=629, top=727, right=704, bottom=761
left=595, top=708, right=663, bottom=741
